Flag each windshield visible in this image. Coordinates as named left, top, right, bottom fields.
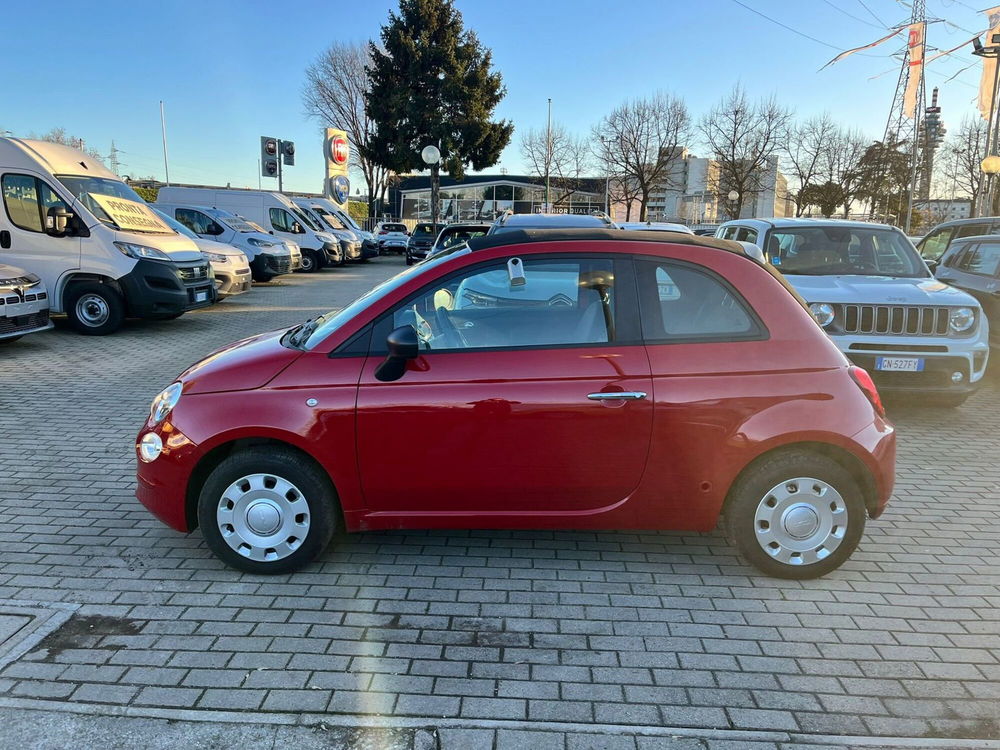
left=766, top=227, right=928, bottom=278
left=311, top=206, right=347, bottom=230
left=290, top=205, right=322, bottom=232
left=301, top=247, right=470, bottom=349
left=208, top=209, right=259, bottom=233
left=152, top=208, right=197, bottom=239
left=413, top=223, right=442, bottom=236
left=57, top=175, right=166, bottom=232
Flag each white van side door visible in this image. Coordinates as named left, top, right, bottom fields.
left=0, top=171, right=81, bottom=303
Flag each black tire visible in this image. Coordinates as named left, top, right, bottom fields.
left=0, top=336, right=22, bottom=344
left=252, top=270, right=275, bottom=283
left=724, top=449, right=866, bottom=580
left=298, top=250, right=319, bottom=273
left=405, top=255, right=414, bottom=266
left=197, top=446, right=338, bottom=574
left=64, top=282, right=125, bottom=335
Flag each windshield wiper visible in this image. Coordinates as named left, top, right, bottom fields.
left=287, top=316, right=322, bottom=349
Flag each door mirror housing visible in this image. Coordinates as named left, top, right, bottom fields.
left=925, top=258, right=940, bottom=273
left=45, top=205, right=73, bottom=237
left=374, top=325, right=419, bottom=382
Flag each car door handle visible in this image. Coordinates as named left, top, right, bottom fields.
left=587, top=391, right=647, bottom=401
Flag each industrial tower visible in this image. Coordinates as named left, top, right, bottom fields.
left=918, top=88, right=946, bottom=203
left=876, top=0, right=926, bottom=230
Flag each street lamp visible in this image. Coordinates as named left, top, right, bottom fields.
left=727, top=190, right=740, bottom=220
left=599, top=136, right=612, bottom=216
left=421, top=144, right=441, bottom=225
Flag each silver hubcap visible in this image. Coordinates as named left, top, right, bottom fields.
left=76, top=293, right=110, bottom=326
left=301, top=254, right=314, bottom=270
left=216, top=473, right=310, bottom=563
left=754, top=477, right=848, bottom=566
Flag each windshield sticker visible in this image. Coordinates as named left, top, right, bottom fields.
left=90, top=194, right=172, bottom=234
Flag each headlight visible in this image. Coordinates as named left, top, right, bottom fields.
left=138, top=432, right=163, bottom=463
left=949, top=307, right=975, bottom=332
left=247, top=237, right=276, bottom=248
left=203, top=251, right=228, bottom=263
left=114, top=241, right=171, bottom=262
left=150, top=382, right=182, bottom=424
left=809, top=302, right=835, bottom=328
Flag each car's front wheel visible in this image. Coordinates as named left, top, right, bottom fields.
left=197, top=446, right=337, bottom=574
left=725, top=450, right=866, bottom=579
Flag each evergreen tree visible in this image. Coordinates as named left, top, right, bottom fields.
left=365, top=0, right=513, bottom=178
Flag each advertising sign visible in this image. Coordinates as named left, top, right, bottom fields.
left=324, top=128, right=351, bottom=209
left=90, top=194, right=172, bottom=233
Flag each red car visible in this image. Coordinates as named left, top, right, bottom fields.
left=136, top=230, right=895, bottom=579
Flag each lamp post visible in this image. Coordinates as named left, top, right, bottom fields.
left=421, top=145, right=442, bottom=225
left=982, top=154, right=1000, bottom=215
left=599, top=136, right=612, bottom=216
left=727, top=190, right=740, bottom=220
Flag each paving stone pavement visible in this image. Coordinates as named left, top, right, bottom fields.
left=0, top=257, right=998, bottom=747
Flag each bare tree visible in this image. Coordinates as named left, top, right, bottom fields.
left=606, top=173, right=642, bottom=221
left=24, top=127, right=106, bottom=163
left=520, top=124, right=594, bottom=207
left=935, top=116, right=987, bottom=216
left=699, top=86, right=791, bottom=220
left=823, top=126, right=869, bottom=218
left=785, top=113, right=835, bottom=216
left=303, top=41, right=393, bottom=216
left=593, top=92, right=691, bottom=221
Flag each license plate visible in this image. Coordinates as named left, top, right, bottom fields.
left=195, top=291, right=208, bottom=303
left=875, top=356, right=924, bottom=372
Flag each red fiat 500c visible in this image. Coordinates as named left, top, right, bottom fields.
left=135, top=229, right=895, bottom=579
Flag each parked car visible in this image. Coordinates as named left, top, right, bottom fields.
left=0, top=262, right=52, bottom=343
left=692, top=228, right=718, bottom=236
left=405, top=222, right=445, bottom=265
left=917, top=216, right=1000, bottom=263
left=0, top=138, right=215, bottom=335
left=488, top=212, right=618, bottom=234
left=151, top=209, right=251, bottom=299
left=716, top=218, right=989, bottom=406
left=156, top=188, right=341, bottom=273
left=934, top=234, right=1000, bottom=348
left=425, top=223, right=491, bottom=261
left=154, top=203, right=295, bottom=282
left=375, top=222, right=409, bottom=254
left=135, top=228, right=895, bottom=580
left=620, top=221, right=694, bottom=234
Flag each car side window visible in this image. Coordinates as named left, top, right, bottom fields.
left=735, top=227, right=758, bottom=243
left=636, top=259, right=761, bottom=341
left=388, top=258, right=616, bottom=351
left=955, top=223, right=989, bottom=239
left=956, top=242, right=1000, bottom=277
left=918, top=227, right=954, bottom=261
left=720, top=226, right=739, bottom=240
left=175, top=208, right=213, bottom=234
left=2, top=174, right=69, bottom=233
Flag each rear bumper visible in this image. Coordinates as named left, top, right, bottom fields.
left=849, top=418, right=896, bottom=520
left=120, top=259, right=216, bottom=318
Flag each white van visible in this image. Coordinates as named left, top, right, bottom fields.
left=153, top=203, right=294, bottom=282
left=150, top=208, right=251, bottom=298
left=304, top=197, right=377, bottom=255
left=0, top=138, right=215, bottom=335
left=156, top=188, right=340, bottom=273
left=0, top=262, right=52, bottom=343
left=289, top=198, right=362, bottom=262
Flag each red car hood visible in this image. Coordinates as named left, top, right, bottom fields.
left=179, top=329, right=302, bottom=394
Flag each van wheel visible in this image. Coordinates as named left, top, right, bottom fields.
left=197, top=446, right=338, bottom=574
left=252, top=271, right=275, bottom=283
left=65, top=283, right=125, bottom=335
left=298, top=250, right=319, bottom=273
left=724, top=450, right=866, bottom=580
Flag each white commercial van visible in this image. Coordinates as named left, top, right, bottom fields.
left=289, top=198, right=362, bottom=262
left=153, top=203, right=295, bottom=282
left=0, top=138, right=215, bottom=335
left=156, top=188, right=340, bottom=273
left=303, top=197, right=377, bottom=255
left=0, top=262, right=52, bottom=343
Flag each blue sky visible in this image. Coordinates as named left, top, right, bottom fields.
left=1, top=0, right=989, bottom=193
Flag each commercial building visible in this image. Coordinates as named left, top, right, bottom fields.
left=916, top=199, right=972, bottom=224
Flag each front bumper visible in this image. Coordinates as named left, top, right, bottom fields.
left=213, top=265, right=253, bottom=297
left=834, top=331, right=989, bottom=394
left=120, top=259, right=216, bottom=318
left=253, top=253, right=292, bottom=278
left=135, top=419, right=200, bottom=532
left=408, top=244, right=431, bottom=260
left=1, top=284, right=53, bottom=339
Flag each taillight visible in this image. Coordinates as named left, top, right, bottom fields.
left=849, top=366, right=885, bottom=418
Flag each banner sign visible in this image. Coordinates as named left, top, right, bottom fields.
left=903, top=22, right=925, bottom=119
left=90, top=194, right=172, bottom=233
left=979, top=6, right=1000, bottom=119
left=820, top=28, right=902, bottom=70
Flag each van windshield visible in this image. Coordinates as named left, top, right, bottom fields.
left=208, top=210, right=259, bottom=233
left=58, top=175, right=167, bottom=233
left=290, top=206, right=322, bottom=232
left=766, top=227, right=928, bottom=278
left=311, top=207, right=347, bottom=230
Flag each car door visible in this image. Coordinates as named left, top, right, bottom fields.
left=917, top=225, right=955, bottom=261
left=355, top=253, right=653, bottom=516
left=0, top=172, right=81, bottom=295
left=942, top=240, right=1000, bottom=344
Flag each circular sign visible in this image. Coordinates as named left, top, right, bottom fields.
left=330, top=135, right=349, bottom=165
left=332, top=175, right=350, bottom=203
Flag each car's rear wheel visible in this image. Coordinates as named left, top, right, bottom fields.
left=725, top=450, right=866, bottom=579
left=197, top=447, right=337, bottom=574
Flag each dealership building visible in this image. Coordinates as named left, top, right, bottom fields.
left=388, top=174, right=605, bottom=222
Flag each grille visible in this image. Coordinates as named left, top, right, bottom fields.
left=840, top=304, right=951, bottom=336
left=266, top=256, right=292, bottom=274
left=0, top=292, right=46, bottom=305
left=0, top=310, right=49, bottom=335
left=178, top=265, right=210, bottom=282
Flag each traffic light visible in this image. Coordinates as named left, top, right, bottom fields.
left=261, top=136, right=279, bottom=178
left=282, top=141, right=295, bottom=166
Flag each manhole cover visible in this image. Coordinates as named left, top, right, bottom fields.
left=0, top=600, right=79, bottom=670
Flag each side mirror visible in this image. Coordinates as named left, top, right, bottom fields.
left=45, top=205, right=73, bottom=237
left=924, top=258, right=939, bottom=271
left=374, top=325, right=419, bottom=382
